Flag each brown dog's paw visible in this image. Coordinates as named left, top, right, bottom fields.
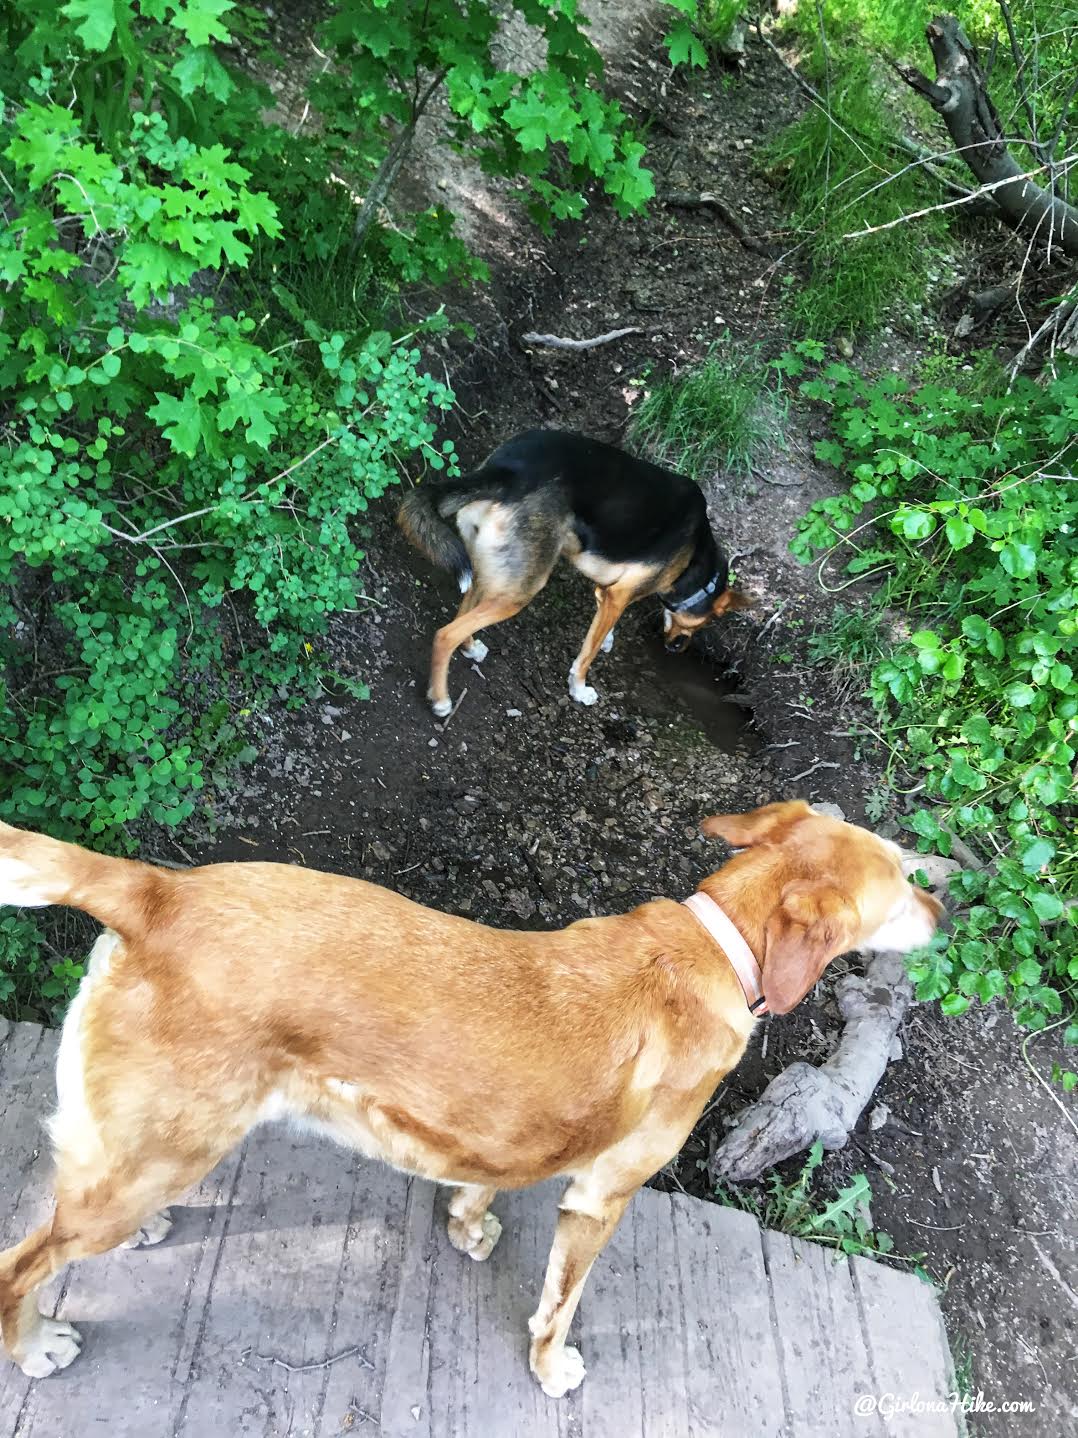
left=121, top=1209, right=173, bottom=1249
left=447, top=1209, right=502, bottom=1261
left=532, top=1342, right=587, bottom=1398
left=16, top=1317, right=82, bottom=1378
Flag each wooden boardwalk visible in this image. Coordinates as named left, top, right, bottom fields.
left=0, top=1021, right=962, bottom=1437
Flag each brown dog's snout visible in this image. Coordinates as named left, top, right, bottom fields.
left=664, top=633, right=691, bottom=654
left=916, top=887, right=948, bottom=932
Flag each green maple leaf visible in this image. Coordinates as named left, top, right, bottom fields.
left=7, top=104, right=81, bottom=186
left=147, top=390, right=207, bottom=456
left=665, top=22, right=707, bottom=69
left=118, top=240, right=195, bottom=307
left=607, top=138, right=654, bottom=214
left=568, top=119, right=615, bottom=172
left=217, top=385, right=286, bottom=448
left=183, top=144, right=249, bottom=205
left=170, top=0, right=235, bottom=48
left=353, top=12, right=398, bottom=59
left=62, top=0, right=124, bottom=51
left=208, top=220, right=252, bottom=266
left=504, top=92, right=553, bottom=151
left=171, top=45, right=235, bottom=101
left=235, top=187, right=281, bottom=239
left=159, top=213, right=208, bottom=257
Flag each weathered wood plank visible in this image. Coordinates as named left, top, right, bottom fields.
left=852, top=1255, right=963, bottom=1438
left=0, top=1025, right=59, bottom=1438
left=314, top=1163, right=413, bottom=1436
left=763, top=1229, right=885, bottom=1438
left=380, top=1178, right=576, bottom=1438
left=15, top=1155, right=243, bottom=1438
left=670, top=1194, right=786, bottom=1438
left=172, top=1128, right=365, bottom=1438
left=580, top=1185, right=692, bottom=1438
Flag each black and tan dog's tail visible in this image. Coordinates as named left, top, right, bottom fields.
left=398, top=469, right=510, bottom=593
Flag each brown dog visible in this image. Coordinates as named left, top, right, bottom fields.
left=0, top=803, right=941, bottom=1394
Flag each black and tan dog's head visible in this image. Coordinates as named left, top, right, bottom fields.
left=663, top=587, right=753, bottom=652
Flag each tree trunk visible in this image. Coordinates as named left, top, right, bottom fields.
left=895, top=14, right=1078, bottom=259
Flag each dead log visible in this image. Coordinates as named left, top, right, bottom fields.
left=710, top=951, right=913, bottom=1182
left=710, top=847, right=963, bottom=1184
left=893, top=15, right=1078, bottom=259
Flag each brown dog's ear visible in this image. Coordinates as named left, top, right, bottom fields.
left=762, top=882, right=860, bottom=1014
left=711, top=588, right=754, bottom=616
left=700, top=800, right=813, bottom=848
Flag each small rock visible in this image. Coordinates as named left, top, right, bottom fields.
left=813, top=802, right=846, bottom=820
left=506, top=708, right=523, bottom=718
left=869, top=1103, right=890, bottom=1131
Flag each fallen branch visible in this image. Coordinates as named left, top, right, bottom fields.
left=520, top=327, right=643, bottom=351
left=893, top=14, right=1078, bottom=258
left=789, top=760, right=840, bottom=783
left=1010, top=293, right=1078, bottom=373
left=438, top=685, right=469, bottom=730
left=660, top=190, right=779, bottom=257
left=711, top=951, right=914, bottom=1182
left=841, top=153, right=1077, bottom=240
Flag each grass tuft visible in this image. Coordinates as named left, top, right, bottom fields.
left=630, top=338, right=784, bottom=480
left=807, top=603, right=891, bottom=674
left=763, top=40, right=955, bottom=338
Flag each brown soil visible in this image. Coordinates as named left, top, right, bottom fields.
left=146, top=15, right=1076, bottom=1436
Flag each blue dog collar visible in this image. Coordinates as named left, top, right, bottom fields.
left=665, top=573, right=720, bottom=615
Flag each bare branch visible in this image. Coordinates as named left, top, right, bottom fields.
left=520, top=327, right=643, bottom=351
left=100, top=432, right=345, bottom=545
left=997, top=0, right=1048, bottom=164
left=842, top=151, right=1076, bottom=238
left=1045, top=69, right=1078, bottom=160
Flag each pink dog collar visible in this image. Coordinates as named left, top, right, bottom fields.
left=681, top=892, right=768, bottom=1015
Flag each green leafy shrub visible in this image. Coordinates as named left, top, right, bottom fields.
left=782, top=340, right=1077, bottom=1046
left=0, top=0, right=655, bottom=1018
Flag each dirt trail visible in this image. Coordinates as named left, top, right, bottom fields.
left=195, top=14, right=1075, bottom=1433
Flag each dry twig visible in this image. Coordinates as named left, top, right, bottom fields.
left=520, top=327, right=643, bottom=350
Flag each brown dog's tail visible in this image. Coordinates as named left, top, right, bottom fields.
left=0, top=821, right=173, bottom=939
left=398, top=467, right=511, bottom=593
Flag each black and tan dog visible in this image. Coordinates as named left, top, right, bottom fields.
left=399, top=429, right=751, bottom=717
